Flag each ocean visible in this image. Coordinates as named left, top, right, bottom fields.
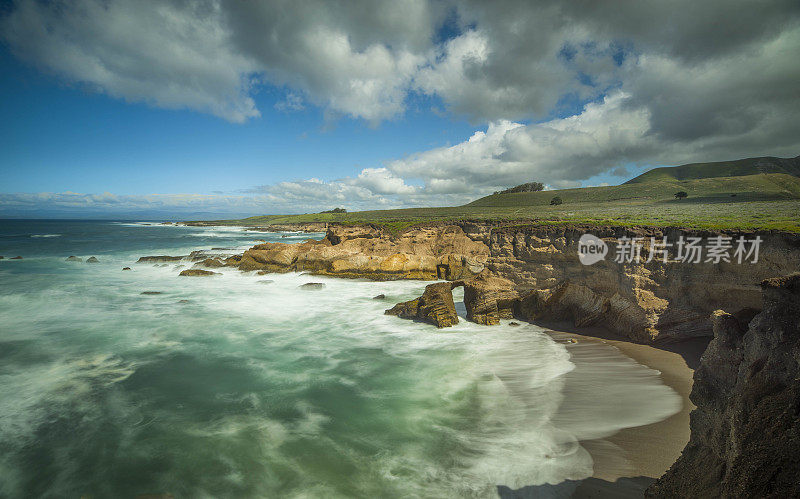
left=0, top=220, right=681, bottom=497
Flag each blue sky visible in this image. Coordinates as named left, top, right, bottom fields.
left=0, top=46, right=477, bottom=195
left=0, top=0, right=798, bottom=218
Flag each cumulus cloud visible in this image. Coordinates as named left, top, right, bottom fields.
left=2, top=0, right=799, bottom=214
left=1, top=0, right=260, bottom=123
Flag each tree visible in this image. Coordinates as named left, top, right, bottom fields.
left=499, top=182, right=545, bottom=194
left=674, top=191, right=688, bottom=200
left=321, top=207, right=347, bottom=213
left=550, top=196, right=563, bottom=206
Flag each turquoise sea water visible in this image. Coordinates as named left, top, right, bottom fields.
left=0, top=220, right=681, bottom=497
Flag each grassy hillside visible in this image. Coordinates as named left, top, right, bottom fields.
left=625, top=155, right=800, bottom=184
left=469, top=173, right=800, bottom=207
left=191, top=163, right=800, bottom=233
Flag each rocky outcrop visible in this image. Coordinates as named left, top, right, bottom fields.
left=230, top=221, right=800, bottom=343
left=86, top=256, right=99, bottom=263
left=138, top=255, right=185, bottom=263
left=197, top=258, right=224, bottom=268
left=461, top=274, right=519, bottom=325
left=66, top=256, right=82, bottom=262
left=238, top=224, right=489, bottom=281
left=179, top=269, right=219, bottom=277
left=484, top=225, right=800, bottom=343
left=647, top=274, right=800, bottom=498
left=299, top=282, right=325, bottom=290
left=385, top=281, right=459, bottom=328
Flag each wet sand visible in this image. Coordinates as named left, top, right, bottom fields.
left=549, top=326, right=709, bottom=497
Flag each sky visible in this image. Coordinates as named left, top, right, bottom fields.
left=0, top=0, right=799, bottom=218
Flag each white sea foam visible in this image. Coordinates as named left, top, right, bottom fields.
left=0, top=227, right=682, bottom=497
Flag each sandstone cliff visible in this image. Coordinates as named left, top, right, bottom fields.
left=646, top=274, right=800, bottom=497
left=238, top=224, right=489, bottom=280
left=232, top=222, right=800, bottom=343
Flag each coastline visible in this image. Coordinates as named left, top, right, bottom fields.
left=545, top=325, right=708, bottom=497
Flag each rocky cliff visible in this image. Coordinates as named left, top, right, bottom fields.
left=233, top=222, right=800, bottom=343
left=646, top=274, right=800, bottom=497
left=238, top=224, right=489, bottom=281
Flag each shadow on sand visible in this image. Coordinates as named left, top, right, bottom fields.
left=498, top=476, right=656, bottom=498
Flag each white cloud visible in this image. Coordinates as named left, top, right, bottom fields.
left=2, top=0, right=799, bottom=215
left=350, top=168, right=417, bottom=195
left=1, top=0, right=260, bottom=123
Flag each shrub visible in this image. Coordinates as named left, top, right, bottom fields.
left=550, top=196, right=563, bottom=205
left=321, top=207, right=347, bottom=213
left=674, top=191, right=688, bottom=200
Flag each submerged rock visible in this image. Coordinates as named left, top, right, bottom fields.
left=137, top=255, right=185, bottom=263
left=385, top=281, right=459, bottom=328
left=178, top=299, right=191, bottom=304
left=122, top=267, right=131, bottom=271
left=257, top=279, right=274, bottom=284
left=10, top=256, right=22, bottom=260
left=66, top=256, right=82, bottom=262
left=373, top=294, right=386, bottom=300
left=179, top=269, right=219, bottom=277
left=299, top=282, right=325, bottom=290
left=141, top=291, right=162, bottom=295
left=86, top=257, right=100, bottom=263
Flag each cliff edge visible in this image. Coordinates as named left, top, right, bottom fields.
left=646, top=274, right=800, bottom=497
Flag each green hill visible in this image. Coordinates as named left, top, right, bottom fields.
left=625, top=155, right=800, bottom=184
left=193, top=156, right=800, bottom=233
left=468, top=173, right=800, bottom=207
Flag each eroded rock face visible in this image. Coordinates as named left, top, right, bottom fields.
left=231, top=222, right=800, bottom=342
left=647, top=274, right=800, bottom=498
left=198, top=258, right=224, bottom=268
left=239, top=224, right=489, bottom=280
left=385, top=281, right=459, bottom=328
left=486, top=225, right=800, bottom=343
left=462, top=274, right=519, bottom=325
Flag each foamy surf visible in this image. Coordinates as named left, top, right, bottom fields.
left=0, top=220, right=682, bottom=497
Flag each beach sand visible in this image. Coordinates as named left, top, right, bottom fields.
left=505, top=325, right=709, bottom=498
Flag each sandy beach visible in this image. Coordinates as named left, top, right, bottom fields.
left=496, top=322, right=709, bottom=498
left=542, top=326, right=709, bottom=498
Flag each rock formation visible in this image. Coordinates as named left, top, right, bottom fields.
left=647, top=274, right=800, bottom=497
left=86, top=256, right=99, bottom=263
left=138, top=255, right=184, bottom=263
left=179, top=269, right=219, bottom=277
left=299, top=282, right=325, bottom=290
left=66, top=256, right=82, bottom=262
left=238, top=224, right=488, bottom=281
left=197, top=258, right=224, bottom=268
left=385, top=281, right=459, bottom=328
left=461, top=273, right=519, bottom=325
left=228, top=221, right=800, bottom=343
